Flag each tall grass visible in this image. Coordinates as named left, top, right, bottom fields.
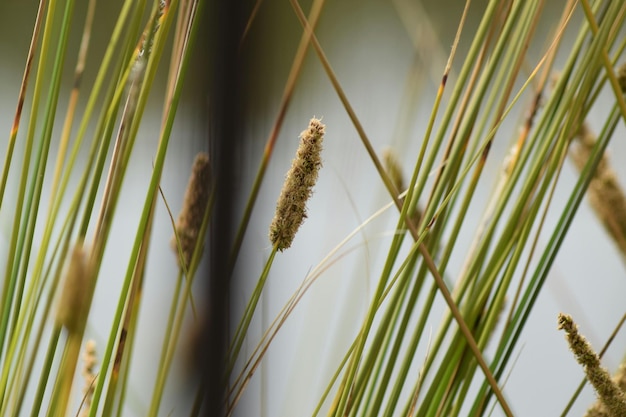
left=2, top=0, right=626, bottom=417
left=226, top=0, right=626, bottom=416
left=0, top=0, right=206, bottom=416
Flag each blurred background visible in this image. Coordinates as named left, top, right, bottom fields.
left=1, top=1, right=625, bottom=416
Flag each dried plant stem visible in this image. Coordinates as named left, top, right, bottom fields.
left=0, top=0, right=45, bottom=213
left=49, top=0, right=96, bottom=201
left=231, top=200, right=396, bottom=416
left=0, top=0, right=204, bottom=416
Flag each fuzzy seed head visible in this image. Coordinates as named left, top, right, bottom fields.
left=56, top=243, right=89, bottom=334
left=269, top=118, right=325, bottom=251
left=586, top=363, right=626, bottom=417
left=172, top=152, right=211, bottom=269
left=571, top=123, right=626, bottom=257
left=558, top=313, right=626, bottom=416
left=382, top=147, right=405, bottom=193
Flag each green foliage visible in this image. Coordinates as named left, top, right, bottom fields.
left=0, top=1, right=205, bottom=416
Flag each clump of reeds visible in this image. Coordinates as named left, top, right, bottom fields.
left=557, top=313, right=626, bottom=416
left=0, top=1, right=205, bottom=416
left=171, top=152, right=211, bottom=269
left=269, top=117, right=324, bottom=251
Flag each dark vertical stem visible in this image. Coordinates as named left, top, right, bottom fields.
left=202, top=1, right=244, bottom=416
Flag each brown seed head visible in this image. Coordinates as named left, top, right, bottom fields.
left=586, top=363, right=626, bottom=417
left=56, top=243, right=89, bottom=334
left=570, top=123, right=626, bottom=257
left=172, top=152, right=211, bottom=269
left=269, top=118, right=325, bottom=251
left=382, top=147, right=405, bottom=194
left=558, top=313, right=626, bottom=416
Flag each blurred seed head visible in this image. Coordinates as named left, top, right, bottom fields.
left=171, top=152, right=211, bottom=270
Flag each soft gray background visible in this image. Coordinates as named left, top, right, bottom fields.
left=1, top=1, right=625, bottom=417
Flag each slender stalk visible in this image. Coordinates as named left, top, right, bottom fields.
left=28, top=326, right=61, bottom=417
left=227, top=247, right=278, bottom=379
left=0, top=0, right=46, bottom=213
left=145, top=269, right=184, bottom=417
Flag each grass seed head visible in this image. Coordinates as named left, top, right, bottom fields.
left=269, top=117, right=325, bottom=251
left=586, top=363, right=626, bottom=417
left=558, top=313, right=626, bottom=416
left=172, top=152, right=211, bottom=269
left=382, top=147, right=405, bottom=193
left=570, top=123, right=626, bottom=257
left=55, top=242, right=89, bottom=334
